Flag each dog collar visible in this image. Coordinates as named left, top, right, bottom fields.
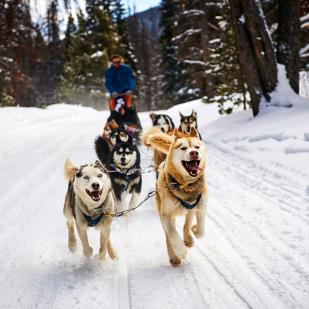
left=82, top=212, right=104, bottom=227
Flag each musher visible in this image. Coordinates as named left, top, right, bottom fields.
left=105, top=54, right=136, bottom=116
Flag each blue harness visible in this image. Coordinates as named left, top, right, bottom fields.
left=175, top=194, right=202, bottom=210
left=82, top=212, right=104, bottom=227
left=167, top=174, right=202, bottom=210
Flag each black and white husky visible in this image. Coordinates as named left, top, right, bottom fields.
left=149, top=113, right=175, bottom=133
left=63, top=159, right=117, bottom=260
left=95, top=141, right=142, bottom=212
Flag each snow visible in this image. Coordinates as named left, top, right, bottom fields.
left=183, top=60, right=208, bottom=67
left=0, top=98, right=309, bottom=308
left=90, top=51, right=104, bottom=59
left=172, top=29, right=202, bottom=43
left=261, top=64, right=309, bottom=108
left=300, top=13, right=309, bottom=22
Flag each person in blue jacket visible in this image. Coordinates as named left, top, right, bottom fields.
left=105, top=55, right=136, bottom=98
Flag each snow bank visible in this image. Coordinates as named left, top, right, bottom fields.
left=204, top=97, right=309, bottom=197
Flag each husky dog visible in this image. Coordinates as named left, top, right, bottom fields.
left=96, top=141, right=142, bottom=212
left=179, top=110, right=201, bottom=138
left=146, top=113, right=175, bottom=176
left=110, top=126, right=132, bottom=146
left=149, top=113, right=175, bottom=133
left=145, top=128, right=208, bottom=266
left=63, top=159, right=117, bottom=260
left=102, top=119, right=118, bottom=139
left=95, top=125, right=132, bottom=163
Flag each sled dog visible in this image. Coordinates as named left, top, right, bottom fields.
left=102, top=119, right=118, bottom=139
left=179, top=110, right=201, bottom=138
left=96, top=141, right=142, bottom=212
left=149, top=113, right=175, bottom=133
left=110, top=125, right=133, bottom=146
left=146, top=127, right=208, bottom=266
left=146, top=113, right=175, bottom=176
left=63, top=159, right=117, bottom=260
left=95, top=124, right=132, bottom=161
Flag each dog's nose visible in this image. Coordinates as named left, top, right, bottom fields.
left=92, top=182, right=100, bottom=190
left=121, top=157, right=126, bottom=163
left=190, top=150, right=198, bottom=157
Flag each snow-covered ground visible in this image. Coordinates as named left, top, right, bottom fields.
left=0, top=100, right=309, bottom=309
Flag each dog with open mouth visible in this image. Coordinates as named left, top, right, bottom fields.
left=63, top=159, right=117, bottom=260
left=145, top=127, right=208, bottom=266
left=96, top=141, right=142, bottom=213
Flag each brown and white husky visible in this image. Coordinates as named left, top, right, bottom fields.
left=145, top=127, right=208, bottom=266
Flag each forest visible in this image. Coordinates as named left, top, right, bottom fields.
left=0, top=0, right=308, bottom=115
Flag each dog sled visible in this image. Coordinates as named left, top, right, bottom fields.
left=107, top=93, right=142, bottom=143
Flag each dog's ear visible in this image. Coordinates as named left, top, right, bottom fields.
left=149, top=113, right=157, bottom=122
left=148, top=132, right=174, bottom=154
left=179, top=112, right=184, bottom=118
left=190, top=127, right=199, bottom=138
left=192, top=110, right=197, bottom=118
left=64, top=159, right=78, bottom=181
left=175, top=126, right=185, bottom=138
left=94, top=160, right=107, bottom=173
left=110, top=119, right=118, bottom=129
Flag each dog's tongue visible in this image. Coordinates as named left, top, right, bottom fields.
left=187, top=160, right=199, bottom=173
left=91, top=191, right=100, bottom=199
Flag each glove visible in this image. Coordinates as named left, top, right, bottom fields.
left=125, top=90, right=133, bottom=95
left=112, top=92, right=118, bottom=98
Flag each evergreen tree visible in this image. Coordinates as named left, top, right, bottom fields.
left=112, top=0, right=138, bottom=72
left=59, top=1, right=120, bottom=107
left=160, top=0, right=188, bottom=106
left=0, top=0, right=45, bottom=106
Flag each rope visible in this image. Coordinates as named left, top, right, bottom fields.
left=103, top=164, right=155, bottom=175
left=108, top=182, right=179, bottom=218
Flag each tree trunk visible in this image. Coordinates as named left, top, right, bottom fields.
left=277, top=0, right=300, bottom=94
left=229, top=0, right=277, bottom=116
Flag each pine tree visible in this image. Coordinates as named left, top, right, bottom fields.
left=0, top=0, right=45, bottom=106
left=112, top=0, right=138, bottom=72
left=59, top=1, right=120, bottom=107
left=160, top=0, right=189, bottom=106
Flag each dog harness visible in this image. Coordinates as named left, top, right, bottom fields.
left=167, top=174, right=202, bottom=210
left=175, top=194, right=202, bottom=210
left=110, top=165, right=140, bottom=191
left=82, top=212, right=104, bottom=227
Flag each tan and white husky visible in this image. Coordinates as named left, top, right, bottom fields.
left=146, top=128, right=208, bottom=266
left=63, top=159, right=117, bottom=260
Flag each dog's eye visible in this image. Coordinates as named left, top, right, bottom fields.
left=195, top=146, right=200, bottom=149
left=180, top=147, right=187, bottom=151
left=98, top=174, right=103, bottom=178
left=83, top=175, right=89, bottom=180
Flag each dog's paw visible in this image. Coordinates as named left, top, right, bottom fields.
left=184, top=234, right=194, bottom=248
left=169, top=257, right=182, bottom=267
left=83, top=246, right=93, bottom=257
left=68, top=239, right=77, bottom=252
left=192, top=224, right=204, bottom=239
left=174, top=243, right=187, bottom=260
left=109, top=251, right=118, bottom=260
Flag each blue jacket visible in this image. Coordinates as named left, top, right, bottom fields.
left=104, top=64, right=136, bottom=95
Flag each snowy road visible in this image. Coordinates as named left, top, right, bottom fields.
left=0, top=103, right=308, bottom=309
